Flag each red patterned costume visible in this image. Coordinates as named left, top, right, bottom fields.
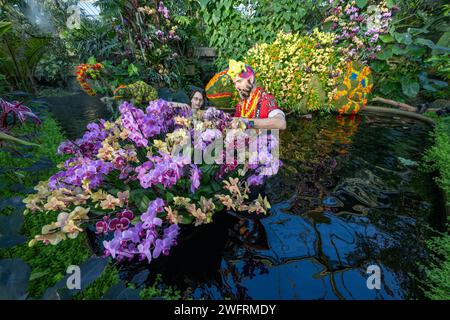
left=234, top=87, right=282, bottom=119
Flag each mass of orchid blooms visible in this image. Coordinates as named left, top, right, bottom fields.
left=324, top=0, right=397, bottom=62
left=23, top=99, right=279, bottom=264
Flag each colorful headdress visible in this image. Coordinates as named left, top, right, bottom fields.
left=227, top=59, right=254, bottom=80
left=205, top=60, right=256, bottom=108
left=332, top=61, right=373, bottom=115
left=205, top=69, right=235, bottom=108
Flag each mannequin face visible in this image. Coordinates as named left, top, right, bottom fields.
left=191, top=91, right=204, bottom=109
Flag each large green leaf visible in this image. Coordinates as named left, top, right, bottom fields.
left=415, top=38, right=436, bottom=49
left=407, top=44, right=427, bottom=58
left=437, top=31, right=450, bottom=48
left=0, top=132, right=40, bottom=147
left=376, top=49, right=393, bottom=60
left=0, top=21, right=12, bottom=37
left=392, top=45, right=408, bottom=55
left=394, top=32, right=413, bottom=45
left=379, top=34, right=394, bottom=43
left=211, top=12, right=220, bottom=26
left=43, top=257, right=109, bottom=300
left=401, top=77, right=420, bottom=97
left=415, top=38, right=450, bottom=53
left=102, top=282, right=140, bottom=300
left=0, top=211, right=26, bottom=248
left=386, top=0, right=395, bottom=8
left=407, top=27, right=429, bottom=36
left=136, top=194, right=151, bottom=213
left=356, top=0, right=368, bottom=8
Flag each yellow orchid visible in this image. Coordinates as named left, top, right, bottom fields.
left=174, top=116, right=191, bottom=127
left=100, top=194, right=121, bottom=210
left=68, top=206, right=90, bottom=221
left=173, top=196, right=191, bottom=207
left=29, top=231, right=66, bottom=246
left=23, top=195, right=43, bottom=213
left=199, top=196, right=216, bottom=214
left=216, top=194, right=235, bottom=210
left=165, top=206, right=183, bottom=224
left=44, top=196, right=66, bottom=211
left=117, top=190, right=129, bottom=206
left=91, top=189, right=108, bottom=202
left=223, top=177, right=241, bottom=196
left=153, top=139, right=169, bottom=154
left=248, top=195, right=271, bottom=215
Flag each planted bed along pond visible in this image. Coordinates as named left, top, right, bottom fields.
left=47, top=98, right=443, bottom=299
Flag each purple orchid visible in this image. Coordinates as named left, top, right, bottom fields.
left=141, top=198, right=164, bottom=229
left=136, top=153, right=184, bottom=189
left=95, top=220, right=109, bottom=234
left=48, top=157, right=113, bottom=190
left=118, top=209, right=135, bottom=220
left=108, top=217, right=131, bottom=231
left=247, top=174, right=264, bottom=186
left=57, top=121, right=107, bottom=157
left=190, top=164, right=201, bottom=193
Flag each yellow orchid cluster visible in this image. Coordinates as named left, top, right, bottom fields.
left=153, top=172, right=272, bottom=228
left=245, top=29, right=347, bottom=113
left=28, top=206, right=90, bottom=246
left=23, top=182, right=89, bottom=214
left=153, top=128, right=190, bottom=154
left=91, top=189, right=130, bottom=210
left=98, top=122, right=137, bottom=163
left=23, top=180, right=130, bottom=247
left=216, top=177, right=271, bottom=215
left=164, top=196, right=215, bottom=226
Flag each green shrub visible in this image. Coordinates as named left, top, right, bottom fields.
left=421, top=115, right=450, bottom=300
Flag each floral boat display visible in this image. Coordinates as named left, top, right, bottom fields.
left=23, top=100, right=280, bottom=265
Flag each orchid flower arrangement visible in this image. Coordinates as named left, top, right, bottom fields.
left=23, top=99, right=280, bottom=264
left=323, top=0, right=396, bottom=62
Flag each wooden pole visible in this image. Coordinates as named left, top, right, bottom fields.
left=371, top=96, right=417, bottom=113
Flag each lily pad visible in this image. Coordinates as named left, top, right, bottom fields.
left=102, top=282, right=141, bottom=300
left=131, top=270, right=150, bottom=287
left=0, top=211, right=26, bottom=248
left=42, top=256, right=109, bottom=300
left=0, top=259, right=31, bottom=300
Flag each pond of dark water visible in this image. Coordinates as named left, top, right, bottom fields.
left=43, top=92, right=110, bottom=139
left=152, top=113, right=441, bottom=300
left=47, top=97, right=443, bottom=299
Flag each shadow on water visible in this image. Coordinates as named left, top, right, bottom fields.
left=73, top=100, right=443, bottom=299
